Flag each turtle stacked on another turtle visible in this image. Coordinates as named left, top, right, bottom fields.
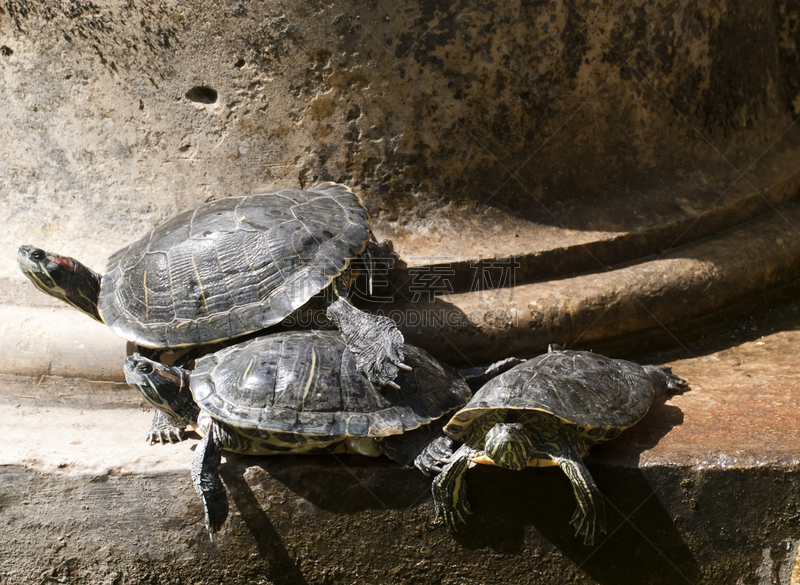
left=18, top=182, right=408, bottom=442
left=431, top=345, right=690, bottom=545
left=124, top=329, right=472, bottom=538
left=17, top=179, right=695, bottom=547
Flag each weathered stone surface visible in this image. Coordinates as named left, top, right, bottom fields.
left=370, top=198, right=800, bottom=367
left=4, top=0, right=800, bottom=363
left=3, top=3, right=800, bottom=582
left=2, top=311, right=800, bottom=584
left=3, top=0, right=800, bottom=278
left=0, top=306, right=125, bottom=380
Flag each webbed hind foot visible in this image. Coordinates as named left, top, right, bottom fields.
left=326, top=297, right=407, bottom=387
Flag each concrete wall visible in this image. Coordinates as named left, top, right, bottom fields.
left=3, top=0, right=800, bottom=277
left=6, top=0, right=800, bottom=370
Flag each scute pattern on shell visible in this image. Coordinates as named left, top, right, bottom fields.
left=190, top=330, right=471, bottom=439
left=97, top=183, right=371, bottom=348
left=444, top=350, right=655, bottom=441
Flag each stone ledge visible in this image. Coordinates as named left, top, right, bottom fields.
left=0, top=306, right=128, bottom=382
left=392, top=198, right=800, bottom=366
left=2, top=457, right=799, bottom=585
left=384, top=132, right=800, bottom=285
left=2, top=321, right=800, bottom=584
left=6, top=199, right=800, bottom=383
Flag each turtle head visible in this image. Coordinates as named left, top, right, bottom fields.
left=643, top=365, right=691, bottom=399
left=124, top=354, right=199, bottom=425
left=483, top=422, right=536, bottom=471
left=17, top=245, right=102, bottom=322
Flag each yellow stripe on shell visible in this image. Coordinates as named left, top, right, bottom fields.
left=241, top=356, right=255, bottom=383
left=299, top=347, right=317, bottom=410
left=190, top=253, right=209, bottom=313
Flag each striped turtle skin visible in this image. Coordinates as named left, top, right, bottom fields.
left=431, top=347, right=689, bottom=546
left=99, top=182, right=371, bottom=348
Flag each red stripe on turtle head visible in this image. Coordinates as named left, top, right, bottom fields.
left=153, top=365, right=186, bottom=389
left=49, top=255, right=79, bottom=272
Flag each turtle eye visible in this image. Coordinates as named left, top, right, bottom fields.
left=137, top=362, right=154, bottom=374
left=30, top=249, right=46, bottom=261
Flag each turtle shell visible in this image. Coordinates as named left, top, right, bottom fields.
left=97, top=183, right=370, bottom=348
left=190, top=330, right=471, bottom=438
left=444, top=350, right=656, bottom=441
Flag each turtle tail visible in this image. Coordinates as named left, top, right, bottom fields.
left=644, top=365, right=691, bottom=398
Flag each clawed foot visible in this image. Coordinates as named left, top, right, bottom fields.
left=431, top=456, right=472, bottom=532
left=569, top=504, right=606, bottom=546
left=355, top=313, right=408, bottom=388
left=147, top=409, right=187, bottom=445
left=327, top=299, right=409, bottom=387
left=148, top=426, right=185, bottom=445
left=192, top=428, right=228, bottom=540
left=414, top=435, right=454, bottom=476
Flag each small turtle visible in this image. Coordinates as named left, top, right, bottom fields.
left=124, top=330, right=471, bottom=539
left=18, top=182, right=406, bottom=391
left=432, top=346, right=689, bottom=545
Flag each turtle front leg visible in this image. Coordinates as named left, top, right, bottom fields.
left=326, top=293, right=407, bottom=388
left=431, top=445, right=475, bottom=531
left=191, top=423, right=229, bottom=539
left=553, top=455, right=607, bottom=546
left=147, top=409, right=186, bottom=444
left=522, top=412, right=606, bottom=545
left=414, top=434, right=454, bottom=475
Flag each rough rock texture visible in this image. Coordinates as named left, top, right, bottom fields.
left=3, top=0, right=800, bottom=273
left=3, top=3, right=800, bottom=582
left=5, top=0, right=800, bottom=362
left=3, top=308, right=800, bottom=584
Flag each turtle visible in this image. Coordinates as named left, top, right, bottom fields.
left=18, top=182, right=406, bottom=399
left=431, top=345, right=690, bottom=545
left=123, top=329, right=472, bottom=539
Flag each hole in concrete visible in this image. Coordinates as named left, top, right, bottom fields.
left=346, top=105, right=361, bottom=121
left=185, top=86, right=218, bottom=104
left=234, top=58, right=245, bottom=68
left=0, top=45, right=13, bottom=57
